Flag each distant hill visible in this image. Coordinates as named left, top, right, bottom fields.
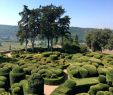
left=0, top=24, right=94, bottom=42
left=0, top=25, right=18, bottom=41
left=69, top=27, right=94, bottom=41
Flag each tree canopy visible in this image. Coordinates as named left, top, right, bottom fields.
left=17, top=4, right=71, bottom=51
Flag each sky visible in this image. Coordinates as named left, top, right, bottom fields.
left=0, top=0, right=113, bottom=29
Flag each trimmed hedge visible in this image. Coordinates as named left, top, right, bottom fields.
left=98, top=75, right=106, bottom=83
left=51, top=79, right=76, bottom=95
left=106, top=69, right=113, bottom=84
left=44, top=76, right=65, bottom=85
left=28, top=73, right=44, bottom=95
left=11, top=83, right=23, bottom=95
left=82, top=64, right=98, bottom=76
left=88, top=83, right=109, bottom=95
left=10, top=67, right=25, bottom=85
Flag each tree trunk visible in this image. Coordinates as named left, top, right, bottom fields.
left=31, top=38, right=35, bottom=52
left=25, top=39, right=28, bottom=52
left=61, top=35, right=64, bottom=46
left=50, top=38, right=53, bottom=51
left=47, top=36, right=50, bottom=49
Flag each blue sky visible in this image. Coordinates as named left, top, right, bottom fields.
left=0, top=0, right=113, bottom=29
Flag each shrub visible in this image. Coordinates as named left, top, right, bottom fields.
left=106, top=69, right=113, bottom=83
left=0, top=81, right=5, bottom=88
left=82, top=64, right=98, bottom=76
left=44, top=76, right=65, bottom=85
left=88, top=83, right=109, bottom=95
left=0, top=67, right=10, bottom=77
left=63, top=79, right=76, bottom=89
left=97, top=67, right=108, bottom=75
left=51, top=86, right=71, bottom=95
left=10, top=67, right=25, bottom=85
left=78, top=67, right=88, bottom=78
left=79, top=44, right=88, bottom=53
left=98, top=75, right=106, bottom=83
left=76, top=93, right=89, bottom=95
left=11, top=83, right=23, bottom=95
left=62, top=43, right=80, bottom=53
left=42, top=52, right=52, bottom=57
left=96, top=91, right=104, bottom=95
left=109, top=87, right=113, bottom=93
left=28, top=73, right=44, bottom=95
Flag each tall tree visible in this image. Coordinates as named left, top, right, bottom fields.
left=17, top=5, right=31, bottom=52
left=58, top=16, right=70, bottom=46
left=29, top=9, right=40, bottom=50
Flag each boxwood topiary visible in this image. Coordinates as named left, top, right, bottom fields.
left=10, top=67, right=25, bottom=85
left=98, top=75, right=106, bottom=83
left=88, top=83, right=109, bottom=95
left=28, top=73, right=44, bottom=95
left=82, top=64, right=98, bottom=76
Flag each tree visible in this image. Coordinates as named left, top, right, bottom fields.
left=17, top=5, right=31, bottom=52
left=58, top=16, right=70, bottom=46
left=74, top=34, right=79, bottom=45
left=29, top=9, right=40, bottom=50
left=85, top=29, right=112, bottom=51
left=40, top=4, right=70, bottom=49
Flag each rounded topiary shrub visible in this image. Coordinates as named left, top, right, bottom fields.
left=10, top=67, right=25, bottom=85
left=97, top=67, right=108, bottom=75
left=96, top=91, right=104, bottom=95
left=11, top=83, right=23, bottom=95
left=88, top=83, right=109, bottom=95
left=82, top=64, right=98, bottom=76
left=78, top=67, right=88, bottom=78
left=28, top=73, right=44, bottom=95
left=98, top=75, right=106, bottom=83
left=109, top=87, right=113, bottom=93
left=0, top=67, right=10, bottom=77
left=63, top=79, right=76, bottom=89
left=106, top=69, right=113, bottom=84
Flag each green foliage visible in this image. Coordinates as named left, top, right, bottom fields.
left=10, top=67, right=25, bottom=85
left=51, top=79, right=76, bottom=95
left=28, top=73, right=44, bottom=95
left=85, top=29, right=113, bottom=51
left=98, top=75, right=106, bottom=83
left=106, top=69, right=113, bottom=84
left=82, top=64, right=98, bottom=76
left=11, top=83, right=23, bottom=95
left=88, top=83, right=109, bottom=95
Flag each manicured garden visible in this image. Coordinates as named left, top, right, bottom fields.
left=0, top=51, right=113, bottom=95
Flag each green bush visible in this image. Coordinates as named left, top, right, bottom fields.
left=82, top=64, right=98, bottom=76
left=51, top=86, right=71, bottom=95
left=0, top=81, right=5, bottom=88
left=97, top=67, right=108, bottom=75
left=0, top=67, right=10, bottom=77
left=44, top=76, right=65, bottom=85
left=78, top=67, right=88, bottom=78
left=79, top=44, right=88, bottom=53
left=106, top=69, right=113, bottom=83
left=76, top=93, right=89, bottom=95
left=96, top=91, right=104, bottom=95
left=98, top=75, right=106, bottom=83
left=63, top=79, right=76, bottom=89
left=11, top=83, right=23, bottom=95
left=28, top=73, right=44, bottom=95
left=88, top=83, right=109, bottom=95
left=109, top=87, right=113, bottom=93
left=20, top=80, right=29, bottom=95
left=42, top=52, right=52, bottom=57
left=10, top=67, right=25, bottom=85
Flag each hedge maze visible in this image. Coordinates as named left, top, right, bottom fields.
left=0, top=51, right=113, bottom=95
